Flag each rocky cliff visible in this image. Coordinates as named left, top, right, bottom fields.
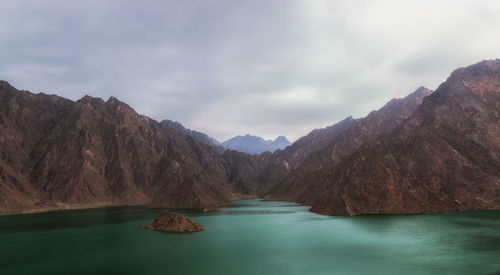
left=160, top=119, right=223, bottom=150
left=1, top=60, right=498, bottom=216
left=278, top=60, right=500, bottom=215
left=0, top=81, right=247, bottom=214
left=266, top=86, right=432, bottom=200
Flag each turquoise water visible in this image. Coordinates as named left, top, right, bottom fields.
left=0, top=199, right=499, bottom=274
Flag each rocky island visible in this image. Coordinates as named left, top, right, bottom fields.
left=143, top=211, right=206, bottom=232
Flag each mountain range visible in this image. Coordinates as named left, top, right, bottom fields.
left=220, top=135, right=291, bottom=154
left=0, top=59, right=498, bottom=215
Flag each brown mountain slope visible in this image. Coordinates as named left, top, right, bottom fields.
left=267, top=86, right=432, bottom=201
left=0, top=81, right=244, bottom=214
left=160, top=119, right=223, bottom=150
left=1, top=60, right=498, bottom=216
left=256, top=116, right=355, bottom=194
left=290, top=60, right=500, bottom=215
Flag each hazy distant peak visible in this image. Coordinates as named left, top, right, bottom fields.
left=274, top=136, right=289, bottom=141
left=221, top=134, right=291, bottom=154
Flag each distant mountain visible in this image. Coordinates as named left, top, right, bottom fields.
left=221, top=134, right=291, bottom=154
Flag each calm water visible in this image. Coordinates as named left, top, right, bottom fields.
left=0, top=199, right=499, bottom=275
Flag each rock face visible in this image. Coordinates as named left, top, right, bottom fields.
left=221, top=134, right=291, bottom=154
left=257, top=116, right=356, bottom=194
left=143, top=211, right=205, bottom=232
left=266, top=87, right=432, bottom=200
left=1, top=59, right=499, bottom=217
left=160, top=119, right=223, bottom=151
left=0, top=81, right=252, bottom=214
left=274, top=60, right=500, bottom=215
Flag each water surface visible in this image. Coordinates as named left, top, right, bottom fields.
left=1, top=199, right=499, bottom=274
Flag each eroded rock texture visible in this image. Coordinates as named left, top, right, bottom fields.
left=1, top=60, right=498, bottom=216
left=0, top=81, right=249, bottom=214
left=143, top=211, right=205, bottom=232
left=275, top=60, right=500, bottom=215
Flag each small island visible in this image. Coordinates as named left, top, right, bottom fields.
left=143, top=210, right=206, bottom=232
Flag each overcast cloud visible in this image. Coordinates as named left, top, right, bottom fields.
left=1, top=0, right=500, bottom=141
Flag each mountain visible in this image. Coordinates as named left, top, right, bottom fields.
left=0, top=81, right=436, bottom=214
left=271, top=60, right=500, bottom=215
left=256, top=116, right=356, bottom=194
left=210, top=137, right=221, bottom=146
left=260, top=87, right=432, bottom=196
left=160, top=119, right=223, bottom=151
left=1, top=60, right=498, bottom=216
left=267, top=136, right=291, bottom=152
left=220, top=134, right=291, bottom=154
left=0, top=81, right=251, bottom=214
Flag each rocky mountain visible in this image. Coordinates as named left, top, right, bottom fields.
left=261, top=87, right=432, bottom=196
left=0, top=81, right=436, bottom=215
left=270, top=60, right=500, bottom=215
left=210, top=137, right=221, bottom=146
left=160, top=119, right=223, bottom=151
left=1, top=60, right=498, bottom=216
left=256, top=116, right=356, bottom=194
left=0, top=81, right=252, bottom=214
left=221, top=134, right=291, bottom=154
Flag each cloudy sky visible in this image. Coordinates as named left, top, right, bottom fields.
left=1, top=0, right=500, bottom=141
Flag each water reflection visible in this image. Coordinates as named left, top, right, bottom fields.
left=0, top=206, right=160, bottom=234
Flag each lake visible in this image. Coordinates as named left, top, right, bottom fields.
left=0, top=199, right=499, bottom=274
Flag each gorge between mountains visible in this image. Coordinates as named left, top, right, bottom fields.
left=0, top=60, right=499, bottom=216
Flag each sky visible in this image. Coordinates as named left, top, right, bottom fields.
left=1, top=0, right=500, bottom=141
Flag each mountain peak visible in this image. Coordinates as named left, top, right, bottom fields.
left=438, top=59, right=500, bottom=99
left=341, top=116, right=355, bottom=123
left=77, top=95, right=106, bottom=106
left=274, top=136, right=291, bottom=144
left=160, top=119, right=221, bottom=148
left=107, top=96, right=122, bottom=104
left=0, top=80, right=14, bottom=90
left=221, top=134, right=291, bottom=154
left=474, top=58, right=500, bottom=68
left=450, top=59, right=500, bottom=79
left=105, top=96, right=133, bottom=110
left=414, top=86, right=432, bottom=96
left=275, top=135, right=287, bottom=141
left=161, top=119, right=188, bottom=133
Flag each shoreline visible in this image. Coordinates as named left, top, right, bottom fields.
left=2, top=198, right=500, bottom=217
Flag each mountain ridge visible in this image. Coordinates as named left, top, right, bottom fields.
left=0, top=82, right=257, bottom=214
left=0, top=59, right=499, bottom=216
left=220, top=134, right=291, bottom=154
left=271, top=59, right=500, bottom=215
